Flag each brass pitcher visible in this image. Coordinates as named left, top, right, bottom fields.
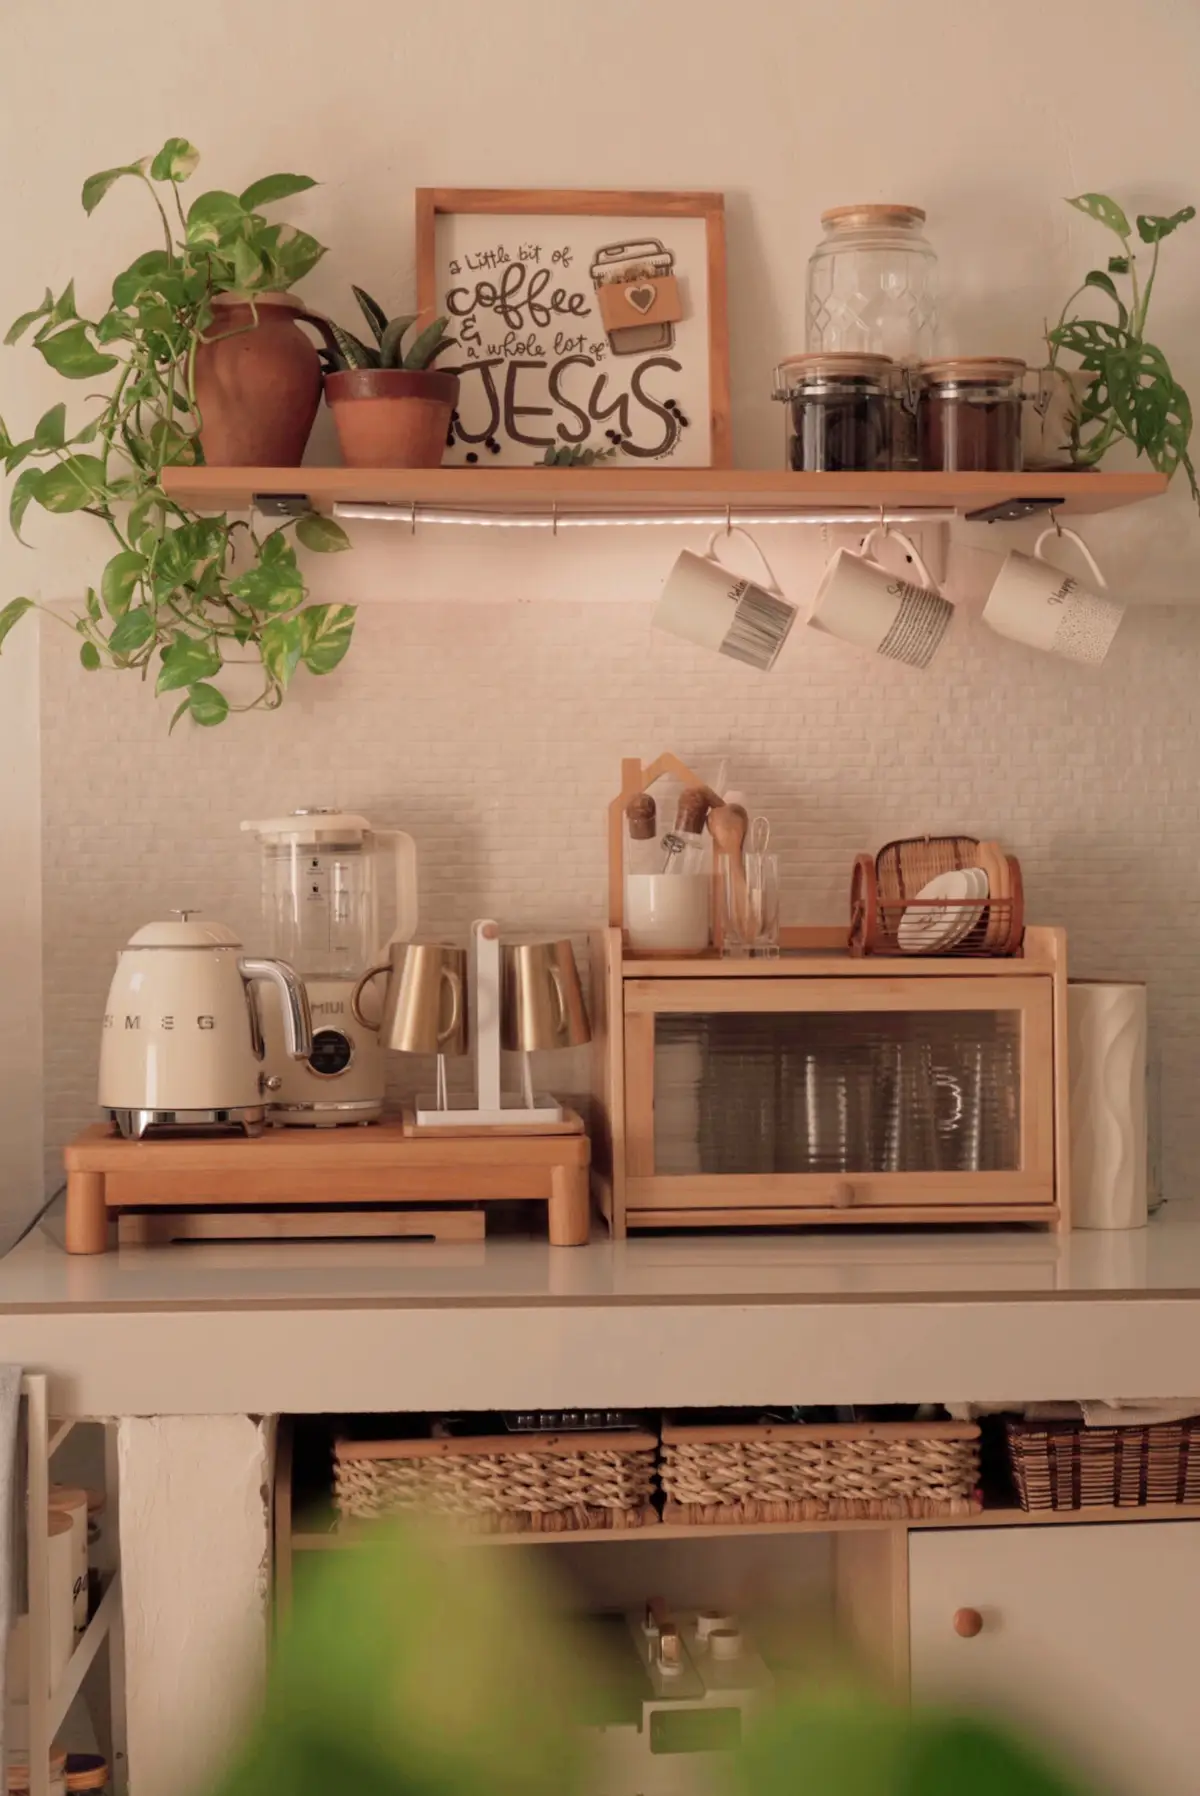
left=500, top=938, right=591, bottom=1051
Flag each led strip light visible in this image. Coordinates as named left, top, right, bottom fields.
left=331, top=502, right=959, bottom=531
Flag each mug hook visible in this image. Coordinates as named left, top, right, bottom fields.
left=725, top=503, right=733, bottom=537
left=1050, top=507, right=1063, bottom=537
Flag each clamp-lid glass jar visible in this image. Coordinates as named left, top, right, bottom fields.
left=917, top=358, right=1026, bottom=472
left=806, top=205, right=938, bottom=362
left=773, top=354, right=893, bottom=472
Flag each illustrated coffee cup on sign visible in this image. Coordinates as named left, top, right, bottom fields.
left=982, top=525, right=1124, bottom=665
left=808, top=525, right=954, bottom=669
left=653, top=526, right=798, bottom=672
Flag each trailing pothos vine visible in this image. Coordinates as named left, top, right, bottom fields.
left=0, top=137, right=355, bottom=729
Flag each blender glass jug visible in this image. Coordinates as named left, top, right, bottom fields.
left=242, top=809, right=419, bottom=978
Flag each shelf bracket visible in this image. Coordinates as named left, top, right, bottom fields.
left=252, top=492, right=311, bottom=519
left=965, top=495, right=1065, bottom=524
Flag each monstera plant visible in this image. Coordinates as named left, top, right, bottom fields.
left=1048, top=191, right=1197, bottom=506
left=0, top=137, right=355, bottom=729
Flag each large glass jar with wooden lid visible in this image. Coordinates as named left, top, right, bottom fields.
left=806, top=204, right=938, bottom=359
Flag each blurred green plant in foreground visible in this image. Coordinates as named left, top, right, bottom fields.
left=210, top=1523, right=1086, bottom=1796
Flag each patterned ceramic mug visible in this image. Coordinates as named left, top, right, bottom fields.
left=982, top=526, right=1124, bottom=665
left=808, top=526, right=954, bottom=669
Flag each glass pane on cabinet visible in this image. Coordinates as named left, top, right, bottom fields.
left=653, top=1010, right=1021, bottom=1176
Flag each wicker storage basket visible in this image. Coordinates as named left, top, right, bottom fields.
left=334, top=1427, right=659, bottom=1535
left=659, top=1418, right=981, bottom=1524
left=1006, top=1416, right=1200, bottom=1511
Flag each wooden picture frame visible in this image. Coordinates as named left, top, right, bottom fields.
left=416, top=188, right=731, bottom=468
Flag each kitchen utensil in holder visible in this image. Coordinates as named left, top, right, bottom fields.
left=609, top=754, right=724, bottom=955
left=850, top=836, right=1024, bottom=957
left=414, top=921, right=591, bottom=1127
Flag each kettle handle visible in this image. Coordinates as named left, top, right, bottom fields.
left=375, top=830, right=419, bottom=952
left=239, top=958, right=313, bottom=1061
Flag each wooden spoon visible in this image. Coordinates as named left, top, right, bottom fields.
left=707, top=803, right=749, bottom=935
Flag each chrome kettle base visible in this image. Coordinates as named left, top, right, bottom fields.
left=267, top=1097, right=383, bottom=1128
left=107, top=1105, right=266, bottom=1141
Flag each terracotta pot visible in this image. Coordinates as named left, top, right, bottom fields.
left=325, top=369, right=460, bottom=469
left=193, top=294, right=322, bottom=467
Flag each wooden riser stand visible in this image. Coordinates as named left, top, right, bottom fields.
left=64, top=1111, right=591, bottom=1252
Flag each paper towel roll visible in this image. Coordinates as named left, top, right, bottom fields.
left=1069, top=981, right=1148, bottom=1229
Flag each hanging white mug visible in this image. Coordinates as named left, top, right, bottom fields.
left=653, top=526, right=797, bottom=671
left=808, top=525, right=954, bottom=668
left=982, top=525, right=1124, bottom=665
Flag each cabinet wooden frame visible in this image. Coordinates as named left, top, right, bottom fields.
left=592, top=924, right=1069, bottom=1235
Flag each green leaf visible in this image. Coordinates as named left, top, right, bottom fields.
left=185, top=682, right=229, bottom=727
left=32, top=403, right=67, bottom=451
left=186, top=190, right=247, bottom=247
left=1066, top=192, right=1131, bottom=238
left=230, top=560, right=304, bottom=613
left=85, top=586, right=101, bottom=622
left=79, top=641, right=101, bottom=671
left=260, top=615, right=304, bottom=687
left=258, top=531, right=299, bottom=569
left=81, top=161, right=144, bottom=216
left=127, top=492, right=166, bottom=547
left=37, top=454, right=107, bottom=513
left=0, top=597, right=35, bottom=649
left=155, top=633, right=222, bottom=695
left=5, top=290, right=53, bottom=345
left=262, top=225, right=325, bottom=288
left=5, top=439, right=35, bottom=473
left=401, top=316, right=448, bottom=371
left=1080, top=270, right=1127, bottom=325
left=112, top=250, right=173, bottom=309
left=380, top=314, right=418, bottom=368
left=1107, top=255, right=1130, bottom=275
left=238, top=173, right=317, bottom=211
left=327, top=322, right=377, bottom=370
left=298, top=602, right=356, bottom=675
left=107, top=607, right=155, bottom=655
left=229, top=239, right=264, bottom=291
left=37, top=323, right=118, bottom=380
left=101, top=550, right=146, bottom=619
left=295, top=513, right=351, bottom=553
left=149, top=137, right=200, bottom=183
left=1136, top=205, right=1196, bottom=244
left=352, top=288, right=389, bottom=345
left=9, top=470, right=42, bottom=541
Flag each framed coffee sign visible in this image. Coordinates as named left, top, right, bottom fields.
left=416, top=189, right=730, bottom=467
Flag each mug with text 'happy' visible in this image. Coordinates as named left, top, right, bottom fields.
left=808, top=525, right=954, bottom=668
left=982, top=525, right=1124, bottom=665
left=653, top=526, right=798, bottom=671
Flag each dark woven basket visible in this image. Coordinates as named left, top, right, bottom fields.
left=1006, top=1416, right=1200, bottom=1511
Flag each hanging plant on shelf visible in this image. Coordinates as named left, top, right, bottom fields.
left=0, top=137, right=356, bottom=729
left=1047, top=191, right=1198, bottom=507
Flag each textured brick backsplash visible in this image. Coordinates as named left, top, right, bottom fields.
left=40, top=595, right=1200, bottom=1201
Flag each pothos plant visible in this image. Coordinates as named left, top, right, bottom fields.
left=0, top=137, right=356, bottom=729
left=1049, top=191, right=1198, bottom=506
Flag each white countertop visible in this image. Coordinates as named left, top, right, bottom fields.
left=2, top=1212, right=1199, bottom=1416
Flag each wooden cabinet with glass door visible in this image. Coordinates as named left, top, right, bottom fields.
left=590, top=926, right=1068, bottom=1235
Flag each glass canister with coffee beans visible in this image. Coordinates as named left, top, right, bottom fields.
left=773, top=354, right=894, bottom=472
left=917, top=358, right=1027, bottom=471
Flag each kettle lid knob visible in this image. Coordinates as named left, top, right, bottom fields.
left=171, top=908, right=200, bottom=922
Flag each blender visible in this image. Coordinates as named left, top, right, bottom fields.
left=241, top=810, right=418, bottom=1125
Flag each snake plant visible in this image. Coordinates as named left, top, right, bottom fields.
left=322, top=288, right=456, bottom=372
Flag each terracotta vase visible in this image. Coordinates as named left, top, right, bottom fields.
left=193, top=294, right=322, bottom=466
left=325, top=369, right=460, bottom=469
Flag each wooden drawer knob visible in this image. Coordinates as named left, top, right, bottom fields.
left=953, top=1607, right=984, bottom=1638
left=833, top=1180, right=855, bottom=1209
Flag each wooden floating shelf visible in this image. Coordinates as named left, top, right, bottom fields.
left=162, top=465, right=1169, bottom=520
left=290, top=1502, right=1200, bottom=1552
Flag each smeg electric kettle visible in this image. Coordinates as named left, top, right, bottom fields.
left=98, top=912, right=312, bottom=1139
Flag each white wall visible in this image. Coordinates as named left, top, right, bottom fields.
left=6, top=0, right=1200, bottom=1199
